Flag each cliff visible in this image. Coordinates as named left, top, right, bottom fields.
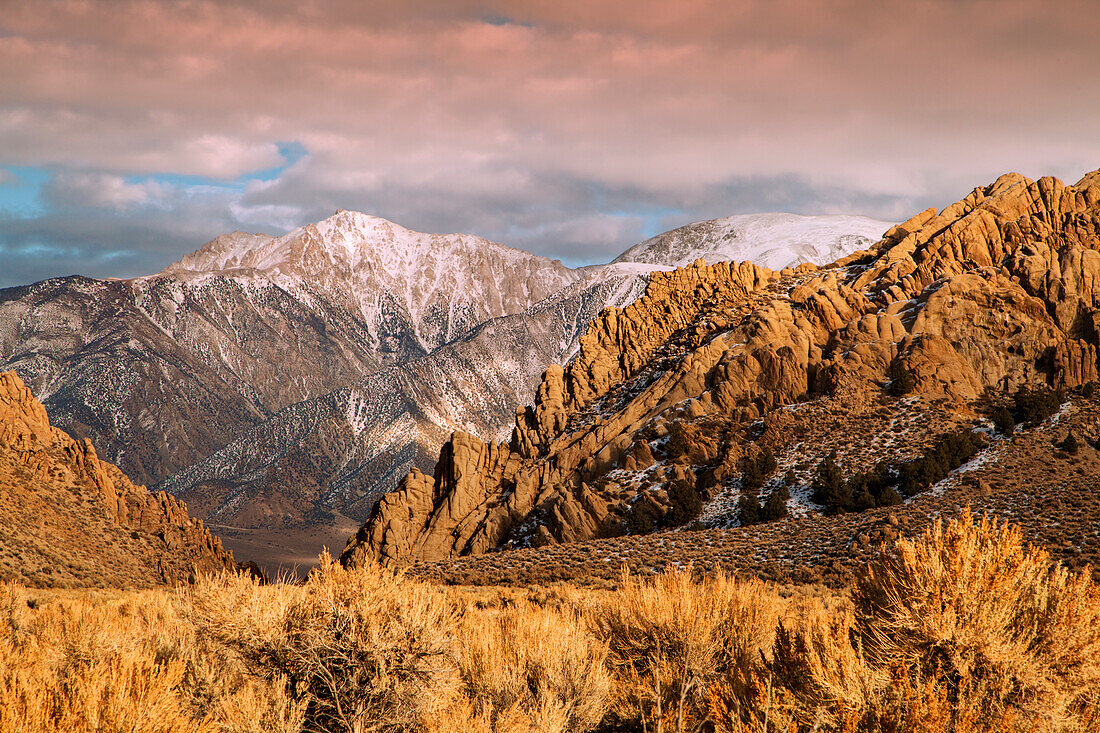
left=343, top=169, right=1100, bottom=568
left=0, top=371, right=235, bottom=587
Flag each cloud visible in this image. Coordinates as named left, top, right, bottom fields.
left=44, top=172, right=169, bottom=211
left=0, top=0, right=1098, bottom=285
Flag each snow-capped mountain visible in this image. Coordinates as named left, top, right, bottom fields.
left=0, top=213, right=585, bottom=485
left=164, top=211, right=582, bottom=352
left=157, top=266, right=652, bottom=528
left=614, top=213, right=890, bottom=270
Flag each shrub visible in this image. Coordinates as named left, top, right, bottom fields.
left=449, top=601, right=610, bottom=732
left=737, top=493, right=760, bottom=526
left=191, top=554, right=458, bottom=733
left=760, top=485, right=789, bottom=522
left=852, top=513, right=1100, bottom=729
left=663, top=479, right=703, bottom=528
left=629, top=495, right=662, bottom=535
left=1012, top=384, right=1065, bottom=426
left=767, top=598, right=882, bottom=731
left=0, top=583, right=302, bottom=733
left=1060, top=431, right=1080, bottom=455
left=992, top=405, right=1015, bottom=435
left=591, top=568, right=779, bottom=733
left=810, top=451, right=849, bottom=515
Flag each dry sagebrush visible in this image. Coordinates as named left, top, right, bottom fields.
left=4, top=512, right=1100, bottom=733
left=0, top=583, right=303, bottom=733
left=591, top=568, right=781, bottom=733
left=190, top=552, right=458, bottom=733
left=430, top=599, right=611, bottom=733
left=852, top=512, right=1100, bottom=731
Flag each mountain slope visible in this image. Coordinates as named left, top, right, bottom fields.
left=155, top=217, right=882, bottom=572
left=0, top=208, right=891, bottom=573
left=343, top=168, right=1100, bottom=570
left=157, top=266, right=653, bottom=534
left=614, top=213, right=889, bottom=269
left=163, top=210, right=583, bottom=352
left=0, top=371, right=234, bottom=588
left=0, top=212, right=585, bottom=486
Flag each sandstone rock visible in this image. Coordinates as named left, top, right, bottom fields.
left=343, top=168, right=1100, bottom=568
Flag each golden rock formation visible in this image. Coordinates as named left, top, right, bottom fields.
left=343, top=169, right=1100, bottom=568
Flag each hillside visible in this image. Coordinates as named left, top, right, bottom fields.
left=0, top=371, right=234, bottom=588
left=343, top=168, right=1100, bottom=576
left=0, top=210, right=889, bottom=573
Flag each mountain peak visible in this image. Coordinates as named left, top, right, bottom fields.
left=614, top=212, right=890, bottom=270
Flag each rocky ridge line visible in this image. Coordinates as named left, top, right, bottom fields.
left=343, top=169, right=1100, bottom=568
left=0, top=371, right=234, bottom=587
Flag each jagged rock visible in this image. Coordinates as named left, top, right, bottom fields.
left=344, top=168, right=1100, bottom=568
left=0, top=372, right=234, bottom=587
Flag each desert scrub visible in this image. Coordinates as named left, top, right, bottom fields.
left=0, top=584, right=216, bottom=733
left=590, top=567, right=781, bottom=733
left=191, top=553, right=459, bottom=733
left=4, top=512, right=1100, bottom=732
left=442, top=599, right=611, bottom=732
left=852, top=512, right=1100, bottom=730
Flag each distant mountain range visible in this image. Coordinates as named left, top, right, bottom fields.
left=0, top=210, right=887, bottom=570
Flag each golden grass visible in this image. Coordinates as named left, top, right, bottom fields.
left=2, top=512, right=1100, bottom=732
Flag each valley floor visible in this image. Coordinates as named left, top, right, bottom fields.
left=210, top=512, right=362, bottom=580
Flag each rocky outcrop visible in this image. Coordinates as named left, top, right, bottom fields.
left=343, top=168, right=1100, bottom=568
left=0, top=371, right=234, bottom=587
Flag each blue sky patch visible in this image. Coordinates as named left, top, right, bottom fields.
left=0, top=166, right=51, bottom=217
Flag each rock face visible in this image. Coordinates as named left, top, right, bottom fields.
left=0, top=371, right=234, bottom=587
left=344, top=169, right=1100, bottom=568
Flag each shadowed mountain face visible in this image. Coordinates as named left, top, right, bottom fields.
left=0, top=210, right=882, bottom=572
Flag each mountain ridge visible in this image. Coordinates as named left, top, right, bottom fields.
left=0, top=370, right=234, bottom=588
left=342, top=168, right=1100, bottom=570
left=0, top=210, right=888, bottom=572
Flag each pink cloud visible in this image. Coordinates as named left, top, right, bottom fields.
left=0, top=0, right=1097, bottom=283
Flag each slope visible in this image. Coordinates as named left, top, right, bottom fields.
left=0, top=371, right=234, bottom=588
left=344, top=168, right=1100, bottom=572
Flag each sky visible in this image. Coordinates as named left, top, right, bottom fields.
left=1, top=0, right=1099, bottom=287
